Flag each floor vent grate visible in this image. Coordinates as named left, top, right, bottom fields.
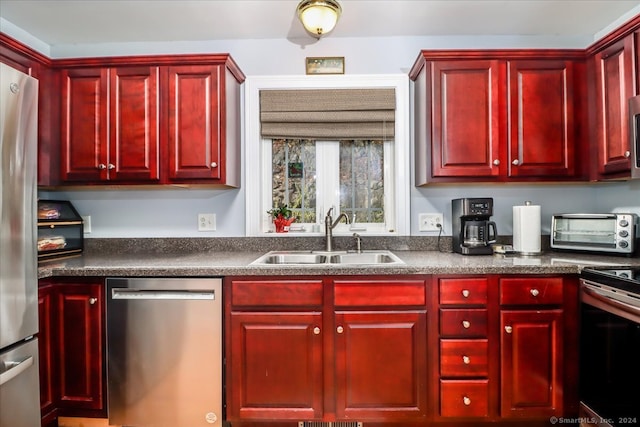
left=298, top=423, right=363, bottom=427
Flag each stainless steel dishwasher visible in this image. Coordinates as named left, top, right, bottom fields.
left=106, top=278, right=222, bottom=427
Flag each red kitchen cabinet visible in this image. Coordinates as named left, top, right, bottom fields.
left=56, top=282, right=105, bottom=412
left=593, top=36, right=635, bottom=177
left=60, top=66, right=160, bottom=183
left=507, top=60, right=575, bottom=177
left=38, top=284, right=57, bottom=426
left=500, top=310, right=563, bottom=418
left=226, top=279, right=324, bottom=421
left=225, top=276, right=429, bottom=424
left=334, top=310, right=428, bottom=420
left=410, top=51, right=582, bottom=184
left=166, top=64, right=241, bottom=185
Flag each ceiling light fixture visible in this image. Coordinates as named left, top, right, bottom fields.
left=297, top=0, right=342, bottom=38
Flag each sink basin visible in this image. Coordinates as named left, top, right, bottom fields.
left=252, top=252, right=328, bottom=265
left=329, top=252, right=403, bottom=265
left=250, top=250, right=404, bottom=266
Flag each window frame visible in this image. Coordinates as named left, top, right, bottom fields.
left=245, top=74, right=410, bottom=237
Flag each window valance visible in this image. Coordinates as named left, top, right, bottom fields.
left=260, top=88, right=395, bottom=139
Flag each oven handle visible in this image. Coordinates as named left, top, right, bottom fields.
left=582, top=284, right=640, bottom=321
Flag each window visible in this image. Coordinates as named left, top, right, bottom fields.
left=245, top=75, right=410, bottom=236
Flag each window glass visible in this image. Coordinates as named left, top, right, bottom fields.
left=339, top=140, right=384, bottom=223
left=271, top=139, right=316, bottom=223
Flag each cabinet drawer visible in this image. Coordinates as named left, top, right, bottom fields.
left=231, top=280, right=323, bottom=307
left=500, top=277, right=563, bottom=305
left=440, top=309, right=488, bottom=337
left=440, top=379, right=489, bottom=418
left=334, top=280, right=426, bottom=307
left=440, top=339, right=489, bottom=377
left=439, top=277, right=488, bottom=305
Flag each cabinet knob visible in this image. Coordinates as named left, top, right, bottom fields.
left=461, top=289, right=470, bottom=298
left=530, top=288, right=540, bottom=297
left=107, top=163, right=115, bottom=170
left=97, top=163, right=106, bottom=170
left=624, top=151, right=631, bottom=158
left=462, top=355, right=471, bottom=365
left=89, top=297, right=98, bottom=305
left=505, top=325, right=513, bottom=334
left=512, top=159, right=520, bottom=166
left=462, top=320, right=471, bottom=329
left=313, top=327, right=320, bottom=335
left=336, top=326, right=344, bottom=334
left=493, top=159, right=500, bottom=166
left=210, top=162, right=218, bottom=168
left=463, top=396, right=471, bottom=406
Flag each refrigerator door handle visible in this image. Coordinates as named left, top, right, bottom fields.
left=111, top=288, right=215, bottom=300
left=0, top=356, right=33, bottom=386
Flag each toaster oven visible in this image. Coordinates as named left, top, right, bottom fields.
left=551, top=213, right=638, bottom=255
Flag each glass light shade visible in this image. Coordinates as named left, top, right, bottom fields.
left=297, top=0, right=342, bottom=37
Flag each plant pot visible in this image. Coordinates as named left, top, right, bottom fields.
left=273, top=216, right=295, bottom=233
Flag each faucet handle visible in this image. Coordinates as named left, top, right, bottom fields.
left=326, top=207, right=334, bottom=217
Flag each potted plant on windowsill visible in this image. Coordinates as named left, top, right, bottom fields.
left=267, top=204, right=295, bottom=233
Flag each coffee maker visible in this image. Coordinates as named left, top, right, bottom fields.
left=452, top=198, right=498, bottom=255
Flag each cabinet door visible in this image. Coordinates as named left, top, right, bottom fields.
left=38, top=285, right=56, bottom=419
left=334, top=311, right=428, bottom=420
left=228, top=311, right=323, bottom=420
left=56, top=283, right=104, bottom=411
left=167, top=65, right=222, bottom=181
left=430, top=60, right=502, bottom=178
left=60, top=68, right=108, bottom=182
left=109, top=66, right=160, bottom=182
left=507, top=60, right=575, bottom=177
left=595, top=36, right=634, bottom=176
left=501, top=309, right=563, bottom=418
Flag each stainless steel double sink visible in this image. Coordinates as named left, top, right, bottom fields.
left=250, top=250, right=404, bottom=266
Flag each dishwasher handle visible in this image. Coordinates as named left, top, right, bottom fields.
left=111, top=288, right=216, bottom=300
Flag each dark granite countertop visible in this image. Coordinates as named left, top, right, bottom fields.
left=37, top=247, right=640, bottom=279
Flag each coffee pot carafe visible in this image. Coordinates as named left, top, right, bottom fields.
left=452, top=198, right=498, bottom=255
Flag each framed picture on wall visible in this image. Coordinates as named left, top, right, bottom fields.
left=305, top=57, right=345, bottom=75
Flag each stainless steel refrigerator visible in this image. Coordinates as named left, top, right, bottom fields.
left=0, top=62, right=41, bottom=427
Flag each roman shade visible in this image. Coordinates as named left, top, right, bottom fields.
left=260, top=88, right=395, bottom=139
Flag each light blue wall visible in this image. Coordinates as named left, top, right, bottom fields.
left=5, top=13, right=638, bottom=238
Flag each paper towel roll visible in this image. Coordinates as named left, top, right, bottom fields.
left=513, top=202, right=541, bottom=254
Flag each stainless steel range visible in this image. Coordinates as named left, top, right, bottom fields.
left=579, top=267, right=640, bottom=427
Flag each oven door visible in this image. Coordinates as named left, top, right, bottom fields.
left=580, top=280, right=640, bottom=426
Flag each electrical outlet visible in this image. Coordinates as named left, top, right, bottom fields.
left=419, top=213, right=443, bottom=232
left=82, top=215, right=91, bottom=233
left=198, top=213, right=216, bottom=231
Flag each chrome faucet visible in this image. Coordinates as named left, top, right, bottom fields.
left=324, top=208, right=350, bottom=252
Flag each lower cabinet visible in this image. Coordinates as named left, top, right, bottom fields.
left=38, top=278, right=106, bottom=425
left=434, top=274, right=579, bottom=423
left=225, top=276, right=430, bottom=424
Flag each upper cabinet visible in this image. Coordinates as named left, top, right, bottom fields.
left=61, top=66, right=160, bottom=183
left=410, top=51, right=585, bottom=185
left=55, top=56, right=244, bottom=187
left=588, top=16, right=640, bottom=180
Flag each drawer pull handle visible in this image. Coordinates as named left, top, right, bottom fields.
left=463, top=396, right=471, bottom=406
left=462, top=320, right=471, bottom=329
left=493, top=159, right=500, bottom=166
left=462, top=355, right=470, bottom=364
left=313, top=327, right=320, bottom=335
left=211, top=162, right=218, bottom=168
left=89, top=297, right=98, bottom=305
left=461, top=289, right=470, bottom=298
left=530, top=288, right=540, bottom=297
left=98, top=163, right=106, bottom=170
left=505, top=325, right=513, bottom=334
left=336, top=326, right=344, bottom=334
left=624, top=150, right=631, bottom=158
